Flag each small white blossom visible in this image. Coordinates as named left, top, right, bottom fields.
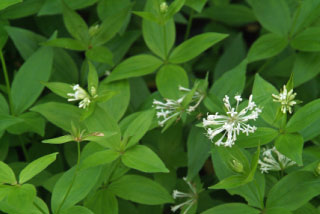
left=153, top=86, right=204, bottom=127
left=272, top=85, right=297, bottom=114
left=203, top=95, right=261, bottom=147
left=258, top=147, right=296, bottom=173
left=171, top=177, right=197, bottom=214
left=67, top=84, right=91, bottom=109
left=160, top=2, right=168, bottom=13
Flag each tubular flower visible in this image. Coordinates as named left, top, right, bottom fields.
left=67, top=84, right=91, bottom=109
left=272, top=85, right=297, bottom=114
left=258, top=147, right=296, bottom=173
left=203, top=95, right=261, bottom=147
left=153, top=86, right=204, bottom=127
left=171, top=177, right=197, bottom=214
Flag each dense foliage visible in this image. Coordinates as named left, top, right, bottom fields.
left=1, top=0, right=320, bottom=213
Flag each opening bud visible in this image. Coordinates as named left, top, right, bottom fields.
left=230, top=159, right=244, bottom=173
left=160, top=2, right=168, bottom=13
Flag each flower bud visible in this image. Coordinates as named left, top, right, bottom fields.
left=230, top=159, right=244, bottom=173
left=160, top=2, right=168, bottom=13
left=90, top=86, right=97, bottom=96
left=315, top=162, right=320, bottom=176
left=89, top=24, right=100, bottom=37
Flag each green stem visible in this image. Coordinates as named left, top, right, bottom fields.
left=254, top=179, right=264, bottom=209
left=0, top=51, right=14, bottom=115
left=56, top=142, right=81, bottom=214
left=103, top=158, right=121, bottom=187
left=19, top=136, right=30, bottom=162
left=184, top=9, right=194, bottom=41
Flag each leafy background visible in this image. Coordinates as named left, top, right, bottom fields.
left=0, top=0, right=320, bottom=214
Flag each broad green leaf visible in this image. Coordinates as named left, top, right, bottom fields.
left=84, top=189, right=118, bottom=214
left=51, top=166, right=101, bottom=213
left=292, top=52, right=320, bottom=87
left=169, top=32, right=228, bottom=64
left=106, top=54, right=162, bottom=82
left=252, top=74, right=279, bottom=127
left=5, top=184, right=37, bottom=212
left=31, top=102, right=82, bottom=132
left=201, top=203, right=260, bottom=214
left=0, top=113, right=23, bottom=132
left=156, top=64, right=189, bottom=99
left=11, top=46, right=53, bottom=115
left=81, top=149, right=120, bottom=170
left=237, top=127, right=279, bottom=148
left=97, top=0, right=130, bottom=20
left=61, top=1, right=89, bottom=43
left=0, top=0, right=43, bottom=20
left=275, top=133, right=303, bottom=165
left=0, top=0, right=22, bottom=11
left=265, top=208, right=292, bottom=214
left=291, top=27, right=320, bottom=52
left=266, top=171, right=320, bottom=210
left=122, top=145, right=169, bottom=173
left=42, top=135, right=74, bottom=144
left=166, top=0, right=185, bottom=19
left=19, top=152, right=58, bottom=184
left=85, top=46, right=113, bottom=65
left=210, top=175, right=247, bottom=189
left=0, top=93, right=9, bottom=114
left=210, top=59, right=247, bottom=98
left=123, top=109, right=155, bottom=148
left=0, top=162, right=16, bottom=185
left=251, top=0, right=291, bottom=36
left=61, top=206, right=94, bottom=214
left=43, top=38, right=87, bottom=51
left=247, top=33, right=288, bottom=63
left=38, top=0, right=98, bottom=15
left=185, top=0, right=207, bottom=12
left=187, top=126, right=211, bottom=180
left=91, top=5, right=131, bottom=46
left=43, top=82, right=73, bottom=98
left=108, top=175, right=173, bottom=205
left=286, top=99, right=320, bottom=133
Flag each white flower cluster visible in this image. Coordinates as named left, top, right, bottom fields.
left=258, top=147, right=296, bottom=173
left=153, top=86, right=204, bottom=127
left=272, top=85, right=297, bottom=114
left=203, top=95, right=261, bottom=147
left=67, top=84, right=92, bottom=109
left=171, top=177, right=197, bottom=214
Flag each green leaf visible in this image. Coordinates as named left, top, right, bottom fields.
left=60, top=206, right=94, bottom=214
left=169, top=32, right=228, bottom=64
left=43, top=38, right=87, bottom=51
left=209, top=59, right=247, bottom=98
left=133, top=11, right=159, bottom=23
left=51, top=166, right=101, bottom=213
left=31, top=102, right=82, bottom=132
left=61, top=1, right=89, bottom=43
left=123, top=109, right=155, bottom=148
left=0, top=0, right=42, bottom=20
left=42, top=135, right=74, bottom=144
left=187, top=126, right=211, bottom=180
left=108, top=175, right=173, bottom=205
left=210, top=175, right=248, bottom=189
left=81, top=149, right=120, bottom=170
left=0, top=162, right=16, bottom=185
left=264, top=208, right=292, bottom=214
left=0, top=113, right=23, bottom=132
left=251, top=0, right=291, bottom=36
left=122, top=145, right=169, bottom=173
left=91, top=4, right=131, bottom=46
left=19, top=152, right=58, bottom=184
left=201, top=203, right=260, bottom=214
left=252, top=74, right=279, bottom=127
left=5, top=184, right=37, bottom=212
left=266, top=171, right=320, bottom=211
left=84, top=189, right=118, bottom=214
left=291, top=27, right=320, bottom=52
left=237, top=127, right=279, bottom=148
left=11, top=46, right=53, bottom=115
left=106, top=54, right=162, bottom=82
left=166, top=0, right=186, bottom=19
left=275, top=133, right=303, bottom=165
left=286, top=99, right=320, bottom=133
left=247, top=33, right=288, bottom=63
left=0, top=0, right=22, bottom=10
left=156, top=64, right=189, bottom=99
left=85, top=46, right=113, bottom=65
left=43, top=82, right=73, bottom=98
left=185, top=0, right=207, bottom=12
left=87, top=61, right=99, bottom=92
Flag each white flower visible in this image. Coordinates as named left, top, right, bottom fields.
left=203, top=95, right=261, bottom=147
left=171, top=177, right=197, bottom=214
left=258, top=147, right=296, bottom=173
left=160, top=2, right=168, bottom=13
left=153, top=86, right=204, bottom=127
left=272, top=85, right=297, bottom=114
left=67, top=84, right=91, bottom=109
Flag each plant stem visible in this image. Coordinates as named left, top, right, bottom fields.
left=184, top=9, right=194, bottom=41
left=56, top=142, right=81, bottom=214
left=0, top=51, right=14, bottom=115
left=19, top=136, right=30, bottom=162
